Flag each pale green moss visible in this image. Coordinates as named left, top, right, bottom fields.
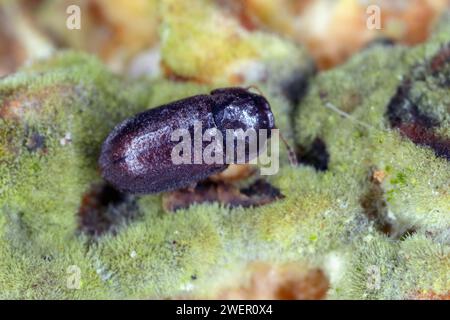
left=0, top=52, right=152, bottom=251
left=0, top=52, right=154, bottom=298
left=295, top=32, right=450, bottom=240
left=333, top=234, right=449, bottom=299
left=88, top=161, right=383, bottom=298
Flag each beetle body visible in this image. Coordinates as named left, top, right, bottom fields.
left=99, top=88, right=275, bottom=194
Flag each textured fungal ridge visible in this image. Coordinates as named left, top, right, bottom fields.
left=386, top=42, right=450, bottom=161
left=0, top=5, right=449, bottom=300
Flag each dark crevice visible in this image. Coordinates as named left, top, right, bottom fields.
left=281, top=66, right=316, bottom=166
left=429, top=43, right=450, bottom=87
left=387, top=82, right=440, bottom=129
left=24, top=128, right=46, bottom=153
left=396, top=123, right=450, bottom=160
left=398, top=228, right=417, bottom=241
left=360, top=185, right=391, bottom=235
left=360, top=168, right=418, bottom=239
left=78, top=183, right=141, bottom=238
left=240, top=179, right=283, bottom=199
left=281, top=69, right=314, bottom=107
left=360, top=168, right=394, bottom=237
left=296, top=138, right=329, bottom=171
left=162, top=179, right=284, bottom=212
left=386, top=83, right=450, bottom=160
left=386, top=44, right=450, bottom=161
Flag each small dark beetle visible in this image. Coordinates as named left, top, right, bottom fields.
left=99, top=87, right=276, bottom=194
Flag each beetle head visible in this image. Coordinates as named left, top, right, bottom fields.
left=210, top=87, right=275, bottom=135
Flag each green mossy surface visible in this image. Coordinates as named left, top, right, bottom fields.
left=295, top=18, right=450, bottom=238
left=293, top=14, right=450, bottom=298
left=0, top=51, right=311, bottom=298
left=0, top=7, right=448, bottom=299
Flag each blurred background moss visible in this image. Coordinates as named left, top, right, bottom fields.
left=1, top=0, right=449, bottom=77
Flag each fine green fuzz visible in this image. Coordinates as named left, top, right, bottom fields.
left=292, top=17, right=450, bottom=298
left=0, top=52, right=155, bottom=298
left=1, top=52, right=152, bottom=250
left=334, top=234, right=449, bottom=299
left=295, top=35, right=450, bottom=239
left=94, top=166, right=362, bottom=298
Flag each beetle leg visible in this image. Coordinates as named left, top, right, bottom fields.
left=187, top=182, right=197, bottom=192
left=279, top=132, right=298, bottom=167
left=245, top=85, right=264, bottom=96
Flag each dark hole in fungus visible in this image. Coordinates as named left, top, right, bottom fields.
left=397, top=124, right=450, bottom=160
left=386, top=83, right=439, bottom=129
left=360, top=168, right=417, bottom=239
left=296, top=138, right=330, bottom=171
left=360, top=172, right=393, bottom=236
left=25, top=132, right=46, bottom=152
left=281, top=69, right=314, bottom=106
left=41, top=255, right=53, bottom=262
left=96, top=184, right=126, bottom=206
left=282, top=68, right=315, bottom=144
left=78, top=183, right=140, bottom=238
left=386, top=44, right=450, bottom=160
left=240, top=179, right=283, bottom=199
left=429, top=43, right=450, bottom=86
left=386, top=82, right=450, bottom=161
left=398, top=228, right=417, bottom=241
left=162, top=179, right=284, bottom=212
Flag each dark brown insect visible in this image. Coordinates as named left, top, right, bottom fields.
left=99, top=87, right=278, bottom=194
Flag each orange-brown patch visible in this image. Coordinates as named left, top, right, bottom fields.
left=216, top=262, right=329, bottom=300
